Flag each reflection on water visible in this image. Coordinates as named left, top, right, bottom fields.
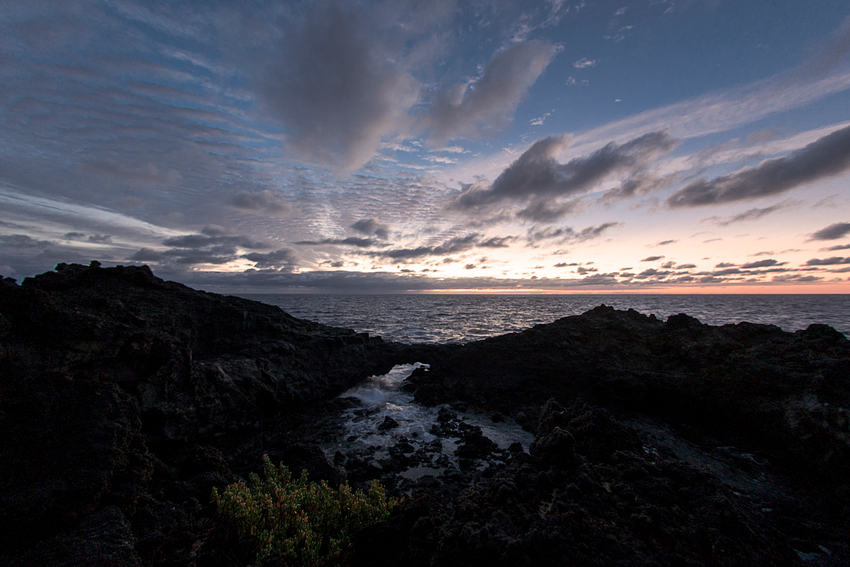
left=323, top=364, right=534, bottom=478
left=241, top=293, right=850, bottom=343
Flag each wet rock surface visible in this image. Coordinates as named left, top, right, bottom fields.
left=1, top=263, right=848, bottom=566
left=350, top=400, right=811, bottom=566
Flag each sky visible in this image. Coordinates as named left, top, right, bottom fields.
left=2, top=0, right=850, bottom=294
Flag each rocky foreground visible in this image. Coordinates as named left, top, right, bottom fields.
left=0, top=263, right=848, bottom=566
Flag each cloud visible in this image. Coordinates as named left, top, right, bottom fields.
left=603, top=172, right=675, bottom=201
left=362, top=233, right=514, bottom=261
left=740, top=259, right=785, bottom=269
left=516, top=199, right=584, bottom=222
left=667, top=124, right=850, bottom=207
left=162, top=234, right=268, bottom=250
left=242, top=249, right=298, bottom=270
left=426, top=41, right=560, bottom=143
left=530, top=111, right=552, bottom=126
left=810, top=222, right=850, bottom=240
left=711, top=201, right=793, bottom=225
left=295, top=237, right=382, bottom=248
left=230, top=190, right=292, bottom=215
left=130, top=232, right=271, bottom=268
left=573, top=58, right=597, bottom=69
left=640, top=255, right=664, bottom=262
left=132, top=247, right=235, bottom=266
left=351, top=218, right=389, bottom=239
left=258, top=2, right=417, bottom=170
left=453, top=130, right=677, bottom=210
left=0, top=234, right=52, bottom=248
left=805, top=257, right=850, bottom=266
left=782, top=16, right=850, bottom=85
left=526, top=222, right=620, bottom=245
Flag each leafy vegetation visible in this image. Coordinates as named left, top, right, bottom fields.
left=212, top=454, right=397, bottom=566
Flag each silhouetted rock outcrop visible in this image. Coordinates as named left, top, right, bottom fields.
left=0, top=262, right=401, bottom=561
left=1, top=264, right=848, bottom=565
left=406, top=305, right=850, bottom=483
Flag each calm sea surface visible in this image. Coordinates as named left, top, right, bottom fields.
left=238, top=294, right=850, bottom=344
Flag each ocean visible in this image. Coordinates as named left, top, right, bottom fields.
left=237, top=294, right=850, bottom=343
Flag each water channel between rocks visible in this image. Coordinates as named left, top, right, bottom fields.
left=322, top=364, right=534, bottom=491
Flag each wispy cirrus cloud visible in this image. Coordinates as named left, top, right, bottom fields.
left=708, top=201, right=795, bottom=225
left=573, top=16, right=850, bottom=150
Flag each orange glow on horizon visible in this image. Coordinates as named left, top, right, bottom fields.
left=413, top=282, right=850, bottom=294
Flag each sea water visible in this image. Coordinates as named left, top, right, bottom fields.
left=239, top=293, right=849, bottom=342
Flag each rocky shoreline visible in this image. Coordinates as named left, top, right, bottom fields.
left=1, top=263, right=848, bottom=566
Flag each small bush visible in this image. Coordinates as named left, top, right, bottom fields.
left=212, top=454, right=397, bottom=566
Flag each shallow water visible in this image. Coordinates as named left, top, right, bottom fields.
left=323, top=364, right=534, bottom=483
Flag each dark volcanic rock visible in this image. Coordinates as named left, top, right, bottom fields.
left=2, top=265, right=848, bottom=565
left=408, top=305, right=850, bottom=483
left=351, top=399, right=804, bottom=567
left=0, top=262, right=405, bottom=562
left=6, top=505, right=141, bottom=567
left=0, top=262, right=400, bottom=447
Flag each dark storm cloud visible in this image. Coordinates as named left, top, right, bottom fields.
left=667, top=125, right=850, bottom=207
left=427, top=41, right=560, bottom=143
left=810, top=222, right=850, bottom=240
left=230, top=190, right=292, bottom=215
left=351, top=219, right=389, bottom=239
left=242, top=249, right=298, bottom=270
left=453, top=131, right=677, bottom=210
left=258, top=2, right=416, bottom=170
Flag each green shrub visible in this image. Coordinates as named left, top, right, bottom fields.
left=212, top=454, right=397, bottom=566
